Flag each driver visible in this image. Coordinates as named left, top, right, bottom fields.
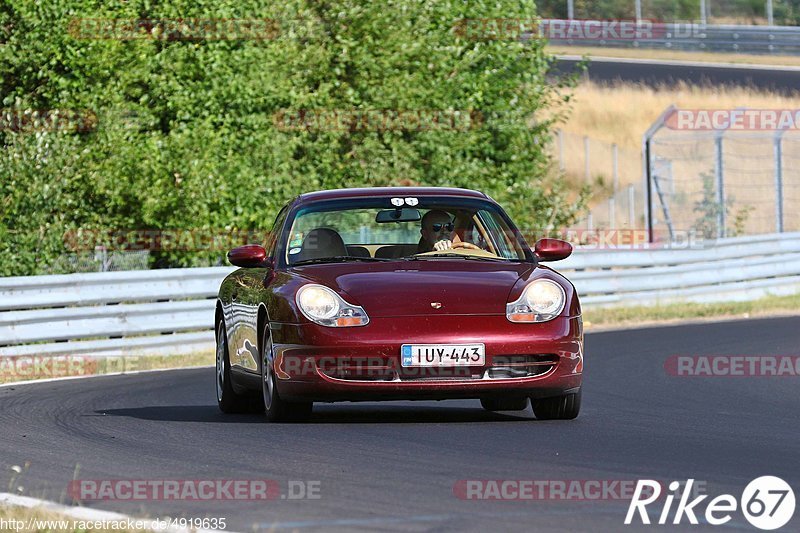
left=417, top=209, right=457, bottom=252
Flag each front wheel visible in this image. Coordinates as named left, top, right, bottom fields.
left=531, top=390, right=581, bottom=420
left=261, top=328, right=312, bottom=423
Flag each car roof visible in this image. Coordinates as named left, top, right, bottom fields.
left=295, top=187, right=489, bottom=205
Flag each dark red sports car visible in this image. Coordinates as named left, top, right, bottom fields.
left=215, top=187, right=583, bottom=421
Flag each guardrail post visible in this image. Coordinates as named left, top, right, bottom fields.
left=774, top=130, right=785, bottom=233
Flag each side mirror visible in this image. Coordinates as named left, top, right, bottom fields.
left=228, top=244, right=271, bottom=268
left=534, top=238, right=572, bottom=262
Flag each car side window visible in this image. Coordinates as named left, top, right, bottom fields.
left=478, top=210, right=515, bottom=259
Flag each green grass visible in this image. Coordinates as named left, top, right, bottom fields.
left=583, top=293, right=800, bottom=329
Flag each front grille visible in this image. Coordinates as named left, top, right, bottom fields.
left=319, top=364, right=395, bottom=382
left=487, top=354, right=559, bottom=378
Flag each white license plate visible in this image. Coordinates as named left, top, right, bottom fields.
left=401, top=344, right=485, bottom=367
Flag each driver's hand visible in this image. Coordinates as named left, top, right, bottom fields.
left=434, top=239, right=453, bottom=251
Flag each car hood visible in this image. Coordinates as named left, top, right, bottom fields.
left=292, top=260, right=535, bottom=317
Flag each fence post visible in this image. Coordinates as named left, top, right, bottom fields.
left=584, top=136, right=590, bottom=184
left=774, top=131, right=785, bottom=233
left=645, top=137, right=654, bottom=241
left=612, top=143, right=619, bottom=193
left=714, top=133, right=726, bottom=238
left=641, top=105, right=676, bottom=243
left=609, top=197, right=616, bottom=229
left=628, top=185, right=635, bottom=227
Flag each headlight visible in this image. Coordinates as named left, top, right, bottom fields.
left=506, top=279, right=566, bottom=323
left=296, top=284, right=369, bottom=327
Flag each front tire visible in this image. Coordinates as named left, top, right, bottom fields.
left=216, top=321, right=252, bottom=413
left=261, top=328, right=312, bottom=423
left=531, top=390, right=581, bottom=420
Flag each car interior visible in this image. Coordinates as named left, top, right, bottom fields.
left=287, top=208, right=523, bottom=264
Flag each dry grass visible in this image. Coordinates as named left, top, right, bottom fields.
left=558, top=81, right=800, bottom=151
left=0, top=351, right=213, bottom=385
left=548, top=45, right=800, bottom=68
left=583, top=293, right=800, bottom=331
left=546, top=81, right=800, bottom=233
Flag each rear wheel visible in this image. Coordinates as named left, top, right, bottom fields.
left=531, top=390, right=581, bottom=420
left=480, top=397, right=529, bottom=411
left=261, top=328, right=312, bottom=423
left=216, top=321, right=252, bottom=413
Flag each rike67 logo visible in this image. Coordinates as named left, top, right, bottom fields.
left=626, top=477, right=795, bottom=530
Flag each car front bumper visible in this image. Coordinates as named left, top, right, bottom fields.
left=270, top=314, right=583, bottom=402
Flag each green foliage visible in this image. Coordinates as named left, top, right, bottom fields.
left=693, top=171, right=753, bottom=239
left=1, top=0, right=585, bottom=275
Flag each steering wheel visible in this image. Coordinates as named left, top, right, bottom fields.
left=451, top=241, right=481, bottom=251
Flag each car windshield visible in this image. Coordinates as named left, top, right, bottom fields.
left=284, top=196, right=531, bottom=265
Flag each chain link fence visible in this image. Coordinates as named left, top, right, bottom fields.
left=645, top=106, right=800, bottom=241
left=552, top=131, right=645, bottom=234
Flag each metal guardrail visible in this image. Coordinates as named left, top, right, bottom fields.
left=1, top=232, right=799, bottom=357
left=545, top=21, right=800, bottom=54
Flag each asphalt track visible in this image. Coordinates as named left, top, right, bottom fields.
left=1, top=316, right=799, bottom=532
left=553, top=55, right=800, bottom=94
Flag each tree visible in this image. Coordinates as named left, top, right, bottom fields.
left=1, top=0, right=583, bottom=275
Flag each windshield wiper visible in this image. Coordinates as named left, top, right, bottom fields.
left=292, top=255, right=390, bottom=266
